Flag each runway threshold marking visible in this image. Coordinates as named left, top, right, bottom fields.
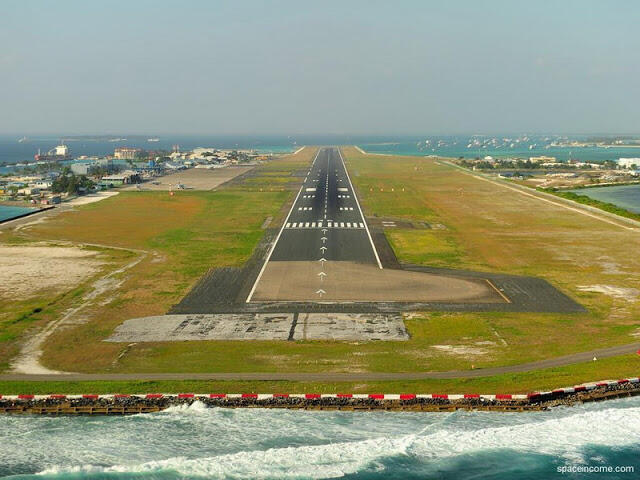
left=485, top=279, right=512, bottom=303
left=337, top=147, right=383, bottom=269
left=245, top=148, right=321, bottom=302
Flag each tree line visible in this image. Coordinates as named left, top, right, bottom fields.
left=51, top=167, right=95, bottom=194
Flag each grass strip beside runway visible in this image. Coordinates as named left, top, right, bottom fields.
left=0, top=354, right=639, bottom=395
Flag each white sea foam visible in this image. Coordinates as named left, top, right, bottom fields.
left=159, top=400, right=211, bottom=415
left=32, top=400, right=640, bottom=479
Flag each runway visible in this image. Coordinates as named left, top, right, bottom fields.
left=248, top=148, right=504, bottom=304
left=267, top=147, right=381, bottom=264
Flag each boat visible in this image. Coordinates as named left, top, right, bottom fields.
left=147, top=138, right=160, bottom=142
left=34, top=144, right=72, bottom=162
left=18, top=136, right=27, bottom=143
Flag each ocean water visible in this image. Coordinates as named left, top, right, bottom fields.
left=1, top=397, right=639, bottom=479
left=358, top=138, right=640, bottom=163
left=5, top=135, right=640, bottom=174
left=0, top=205, right=37, bottom=222
left=569, top=184, right=640, bottom=214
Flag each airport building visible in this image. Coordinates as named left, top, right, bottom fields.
left=529, top=156, right=557, bottom=163
left=114, top=147, right=142, bottom=159
left=99, top=170, right=141, bottom=187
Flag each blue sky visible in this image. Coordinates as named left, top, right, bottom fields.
left=1, top=0, right=639, bottom=135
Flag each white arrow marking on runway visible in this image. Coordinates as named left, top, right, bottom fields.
left=317, top=271, right=327, bottom=281
left=322, top=229, right=328, bottom=233
left=319, top=258, right=327, bottom=263
left=320, top=246, right=327, bottom=252
left=321, top=237, right=327, bottom=243
left=316, top=289, right=326, bottom=297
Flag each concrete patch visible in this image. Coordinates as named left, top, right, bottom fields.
left=108, top=314, right=293, bottom=341
left=292, top=313, right=408, bottom=341
left=107, top=313, right=408, bottom=342
left=122, top=167, right=253, bottom=191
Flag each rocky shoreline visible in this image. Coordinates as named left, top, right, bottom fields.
left=1, top=379, right=638, bottom=414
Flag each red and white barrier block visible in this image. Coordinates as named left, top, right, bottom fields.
left=1, top=376, right=637, bottom=402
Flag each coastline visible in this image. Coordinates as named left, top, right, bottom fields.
left=0, top=205, right=54, bottom=225
left=433, top=158, right=640, bottom=229
left=1, top=376, right=638, bottom=414
left=3, top=146, right=638, bottom=411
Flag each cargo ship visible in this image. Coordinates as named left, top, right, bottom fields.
left=34, top=144, right=72, bottom=162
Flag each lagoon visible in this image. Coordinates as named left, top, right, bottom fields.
left=0, top=205, right=38, bottom=222
left=568, top=184, right=640, bottom=214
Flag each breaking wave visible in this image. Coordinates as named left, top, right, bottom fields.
left=1, top=397, right=640, bottom=479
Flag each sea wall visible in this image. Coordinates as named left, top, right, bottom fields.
left=1, top=377, right=639, bottom=414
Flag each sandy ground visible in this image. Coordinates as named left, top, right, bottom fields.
left=431, top=344, right=491, bottom=357
left=122, top=166, right=253, bottom=191
left=68, top=191, right=120, bottom=205
left=107, top=313, right=408, bottom=342
left=251, top=261, right=503, bottom=302
left=578, top=285, right=639, bottom=302
left=0, top=245, right=105, bottom=300
left=10, top=247, right=147, bottom=375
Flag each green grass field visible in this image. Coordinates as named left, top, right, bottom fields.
left=0, top=148, right=314, bottom=373
left=1, top=354, right=639, bottom=395
left=1, top=146, right=638, bottom=393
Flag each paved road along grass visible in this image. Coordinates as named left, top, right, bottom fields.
left=2, top=146, right=640, bottom=393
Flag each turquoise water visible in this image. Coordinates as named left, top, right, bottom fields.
left=5, top=135, right=640, bottom=174
left=358, top=137, right=640, bottom=163
left=0, top=205, right=37, bottom=222
left=568, top=184, right=640, bottom=214
left=2, top=397, right=639, bottom=479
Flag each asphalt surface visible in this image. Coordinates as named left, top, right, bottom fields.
left=268, top=147, right=380, bottom=264
left=3, top=341, right=639, bottom=382
left=173, top=146, right=585, bottom=313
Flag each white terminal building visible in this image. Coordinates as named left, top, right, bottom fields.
left=529, top=156, right=557, bottom=163
left=617, top=158, right=640, bottom=169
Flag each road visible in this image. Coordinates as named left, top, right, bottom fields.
left=2, top=341, right=638, bottom=382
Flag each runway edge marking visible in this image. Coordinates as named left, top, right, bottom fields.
left=246, top=147, right=321, bottom=302
left=337, top=147, right=383, bottom=269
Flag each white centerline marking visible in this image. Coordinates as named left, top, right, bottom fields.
left=246, top=148, right=320, bottom=302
